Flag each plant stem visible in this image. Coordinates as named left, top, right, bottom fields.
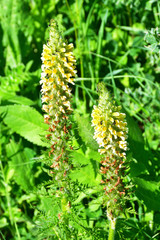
left=108, top=219, right=116, bottom=240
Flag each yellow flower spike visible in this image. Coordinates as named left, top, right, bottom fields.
left=40, top=20, right=77, bottom=184
left=91, top=83, right=128, bottom=221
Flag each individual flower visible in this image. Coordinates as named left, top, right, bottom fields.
left=91, top=83, right=128, bottom=220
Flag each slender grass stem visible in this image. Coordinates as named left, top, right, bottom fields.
left=14, top=222, right=21, bottom=240
left=108, top=219, right=116, bottom=240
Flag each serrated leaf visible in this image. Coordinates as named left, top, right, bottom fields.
left=133, top=177, right=160, bottom=211
left=0, top=105, right=48, bottom=146
left=75, top=113, right=99, bottom=151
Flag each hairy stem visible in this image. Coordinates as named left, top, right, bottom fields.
left=108, top=219, right=116, bottom=240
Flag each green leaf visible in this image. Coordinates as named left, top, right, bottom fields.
left=0, top=217, right=8, bottom=228
left=86, top=148, right=101, bottom=162
left=73, top=192, right=87, bottom=205
left=71, top=151, right=89, bottom=165
left=0, top=89, right=34, bottom=105
left=6, top=139, right=35, bottom=191
left=88, top=197, right=103, bottom=212
left=4, top=167, right=14, bottom=183
left=40, top=196, right=60, bottom=216
left=85, top=207, right=102, bottom=219
left=0, top=105, right=48, bottom=146
left=145, top=34, right=157, bottom=45
left=75, top=114, right=99, bottom=151
left=133, top=177, right=160, bottom=211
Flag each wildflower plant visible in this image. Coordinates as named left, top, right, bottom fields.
left=91, top=83, right=129, bottom=239
left=40, top=20, right=76, bottom=220
left=1, top=1, right=160, bottom=239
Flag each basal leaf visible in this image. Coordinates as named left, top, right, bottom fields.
left=0, top=105, right=48, bottom=146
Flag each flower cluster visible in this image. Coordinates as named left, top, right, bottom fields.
left=40, top=20, right=76, bottom=182
left=91, top=83, right=128, bottom=220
